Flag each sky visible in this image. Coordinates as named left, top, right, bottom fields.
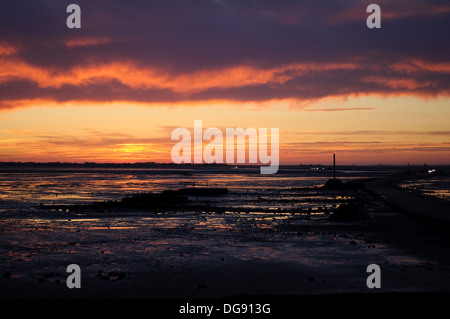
left=0, top=0, right=449, bottom=165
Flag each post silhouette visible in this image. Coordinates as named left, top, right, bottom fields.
left=322, top=153, right=343, bottom=189
left=333, top=153, right=336, bottom=180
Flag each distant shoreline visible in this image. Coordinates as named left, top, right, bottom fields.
left=1, top=161, right=449, bottom=170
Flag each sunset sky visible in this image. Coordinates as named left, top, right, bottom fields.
left=0, top=0, right=449, bottom=165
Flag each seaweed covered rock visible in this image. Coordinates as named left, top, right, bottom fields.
left=322, top=178, right=345, bottom=190
left=119, top=191, right=189, bottom=209
left=330, top=203, right=361, bottom=221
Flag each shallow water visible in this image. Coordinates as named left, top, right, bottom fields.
left=398, top=175, right=450, bottom=202
left=0, top=166, right=380, bottom=216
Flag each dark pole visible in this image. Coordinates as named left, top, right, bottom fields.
left=333, top=153, right=336, bottom=180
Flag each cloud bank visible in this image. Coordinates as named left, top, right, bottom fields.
left=0, top=0, right=449, bottom=110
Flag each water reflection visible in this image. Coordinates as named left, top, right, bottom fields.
left=399, top=176, right=450, bottom=201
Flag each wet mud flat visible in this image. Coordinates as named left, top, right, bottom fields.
left=1, top=184, right=450, bottom=299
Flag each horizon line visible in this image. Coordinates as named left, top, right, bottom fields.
left=0, top=161, right=448, bottom=167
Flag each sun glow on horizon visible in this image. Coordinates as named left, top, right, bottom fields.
left=0, top=94, right=449, bottom=165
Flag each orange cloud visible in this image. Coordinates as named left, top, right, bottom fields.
left=2, top=49, right=447, bottom=97
left=0, top=42, right=19, bottom=56
left=0, top=54, right=359, bottom=92
left=330, top=2, right=450, bottom=25
left=64, top=37, right=113, bottom=49
left=0, top=38, right=448, bottom=112
left=381, top=4, right=450, bottom=20
left=304, top=107, right=375, bottom=112
left=362, top=76, right=437, bottom=90
left=391, top=59, right=450, bottom=74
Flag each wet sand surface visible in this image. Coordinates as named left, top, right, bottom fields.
left=363, top=177, right=450, bottom=223
left=1, top=181, right=450, bottom=299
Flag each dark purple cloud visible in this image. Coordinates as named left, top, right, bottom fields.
left=0, top=0, right=449, bottom=108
